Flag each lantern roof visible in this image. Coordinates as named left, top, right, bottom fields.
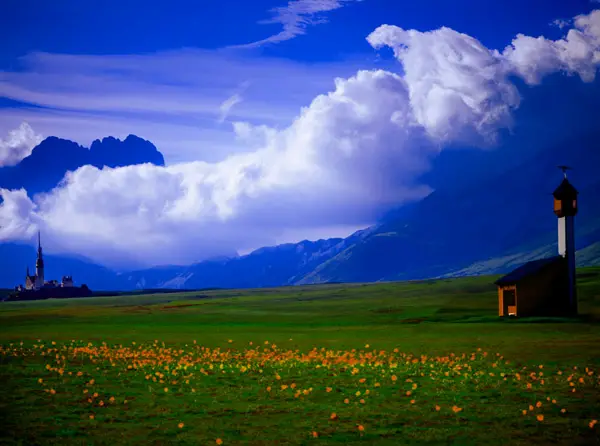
left=552, top=177, right=578, bottom=200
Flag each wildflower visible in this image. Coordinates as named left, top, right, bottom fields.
left=590, top=420, right=597, bottom=429
left=561, top=408, right=566, bottom=413
left=358, top=425, right=364, bottom=432
left=89, top=414, right=95, bottom=420
left=344, top=398, right=350, bottom=404
left=326, top=387, right=332, bottom=393
left=410, top=399, right=415, bottom=404
left=312, top=431, right=318, bottom=438
left=216, top=439, right=223, bottom=445
left=452, top=406, right=462, bottom=413
left=164, top=387, right=169, bottom=393
left=178, top=423, right=184, bottom=429
left=435, top=405, right=441, bottom=411
left=537, top=415, right=544, bottom=422
left=330, top=413, right=338, bottom=420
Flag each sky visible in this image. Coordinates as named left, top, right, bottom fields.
left=0, top=0, right=600, bottom=269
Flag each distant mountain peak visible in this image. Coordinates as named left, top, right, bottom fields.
left=0, top=134, right=166, bottom=197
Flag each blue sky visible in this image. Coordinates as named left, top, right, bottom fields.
left=0, top=0, right=599, bottom=267
left=1, top=0, right=594, bottom=64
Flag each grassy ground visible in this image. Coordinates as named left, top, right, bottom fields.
left=0, top=269, right=599, bottom=445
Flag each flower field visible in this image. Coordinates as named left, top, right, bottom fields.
left=1, top=272, right=599, bottom=445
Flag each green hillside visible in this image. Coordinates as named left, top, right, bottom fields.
left=1, top=270, right=599, bottom=445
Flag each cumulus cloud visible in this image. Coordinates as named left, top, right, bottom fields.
left=229, top=0, right=361, bottom=48
left=0, top=70, right=435, bottom=267
left=503, top=10, right=600, bottom=84
left=0, top=123, right=43, bottom=167
left=367, top=26, right=521, bottom=145
left=1, top=9, right=600, bottom=269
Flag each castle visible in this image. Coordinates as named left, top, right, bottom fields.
left=15, top=232, right=75, bottom=292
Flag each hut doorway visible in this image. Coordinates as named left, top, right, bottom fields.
left=504, top=289, right=516, bottom=316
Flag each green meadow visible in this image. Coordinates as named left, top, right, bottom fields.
left=1, top=269, right=599, bottom=445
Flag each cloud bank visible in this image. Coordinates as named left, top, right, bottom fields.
left=1, top=9, right=599, bottom=269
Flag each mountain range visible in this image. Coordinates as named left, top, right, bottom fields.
left=1, top=130, right=599, bottom=291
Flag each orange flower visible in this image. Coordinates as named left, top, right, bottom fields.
left=312, top=431, right=318, bottom=438
left=344, top=398, right=350, bottom=404
left=589, top=420, right=598, bottom=429
left=357, top=425, right=364, bottom=432
left=536, top=415, right=544, bottom=422
left=164, top=388, right=169, bottom=393
left=326, top=387, right=332, bottom=393
left=216, top=439, right=223, bottom=445
left=360, top=399, right=365, bottom=404
left=522, top=410, right=527, bottom=415
left=330, top=413, right=338, bottom=420
left=178, top=423, right=184, bottom=429
left=406, top=391, right=412, bottom=396
left=410, top=399, right=415, bottom=404
left=435, top=405, right=441, bottom=411
left=536, top=401, right=542, bottom=408
left=452, top=406, right=462, bottom=413
left=561, top=408, right=566, bottom=414
left=89, top=414, right=95, bottom=420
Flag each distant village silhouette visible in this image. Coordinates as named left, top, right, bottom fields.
left=10, top=232, right=92, bottom=301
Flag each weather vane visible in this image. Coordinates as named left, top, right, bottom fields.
left=557, top=165, right=572, bottom=178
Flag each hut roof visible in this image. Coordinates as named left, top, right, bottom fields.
left=494, top=256, right=563, bottom=286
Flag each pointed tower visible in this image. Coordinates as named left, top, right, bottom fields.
left=553, top=166, right=578, bottom=315
left=35, top=231, right=45, bottom=289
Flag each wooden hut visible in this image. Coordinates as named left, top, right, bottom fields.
left=495, top=256, right=569, bottom=317
left=495, top=168, right=578, bottom=317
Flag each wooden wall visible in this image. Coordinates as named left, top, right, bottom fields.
left=514, top=260, right=570, bottom=317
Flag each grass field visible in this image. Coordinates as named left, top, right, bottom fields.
left=1, top=269, right=599, bottom=445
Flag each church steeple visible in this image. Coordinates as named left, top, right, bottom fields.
left=35, top=230, right=44, bottom=288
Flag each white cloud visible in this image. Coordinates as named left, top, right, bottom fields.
left=229, top=0, right=362, bottom=48
left=0, top=122, right=43, bottom=167
left=219, top=94, right=244, bottom=123
left=367, top=26, right=521, bottom=146
left=503, top=10, right=600, bottom=84
left=1, top=9, right=600, bottom=269
left=552, top=19, right=571, bottom=30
